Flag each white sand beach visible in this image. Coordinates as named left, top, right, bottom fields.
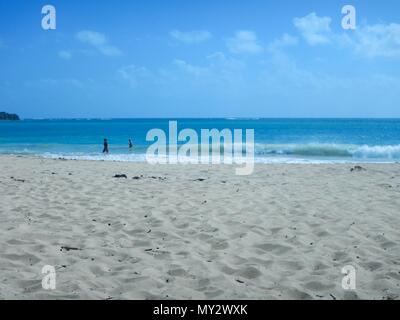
left=0, top=155, right=399, bottom=300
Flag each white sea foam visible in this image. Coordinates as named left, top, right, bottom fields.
left=39, top=152, right=395, bottom=165
left=4, top=143, right=400, bottom=164
left=42, top=153, right=147, bottom=162
left=254, top=143, right=400, bottom=159
left=351, top=145, right=400, bottom=159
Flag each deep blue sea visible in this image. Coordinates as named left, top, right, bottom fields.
left=1, top=118, right=400, bottom=163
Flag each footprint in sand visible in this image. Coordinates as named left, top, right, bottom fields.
left=204, top=289, right=224, bottom=299
left=255, top=243, right=292, bottom=255
left=304, top=281, right=335, bottom=291
left=167, top=268, right=188, bottom=277
left=362, top=261, right=383, bottom=271
left=279, top=260, right=305, bottom=271
left=235, top=266, right=262, bottom=280
left=3, top=253, right=41, bottom=265
left=210, top=240, right=229, bottom=250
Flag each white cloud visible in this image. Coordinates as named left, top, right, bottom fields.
left=268, top=33, right=298, bottom=51
left=171, top=53, right=246, bottom=87
left=292, top=13, right=400, bottom=58
left=353, top=23, right=400, bottom=58
left=76, top=30, right=122, bottom=56
left=76, top=31, right=106, bottom=46
left=170, top=30, right=212, bottom=44
left=118, top=65, right=153, bottom=88
left=173, top=59, right=210, bottom=77
left=119, top=52, right=247, bottom=91
left=293, top=12, right=332, bottom=45
left=227, top=30, right=263, bottom=54
left=207, top=52, right=245, bottom=70
left=116, top=49, right=400, bottom=116
left=58, top=50, right=72, bottom=60
left=98, top=46, right=122, bottom=56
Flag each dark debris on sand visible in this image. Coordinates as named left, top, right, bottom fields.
left=113, top=174, right=128, bottom=179
left=60, top=246, right=82, bottom=252
left=113, top=174, right=166, bottom=180
left=350, top=166, right=366, bottom=172
left=133, top=175, right=166, bottom=181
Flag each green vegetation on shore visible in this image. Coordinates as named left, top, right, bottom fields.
left=0, top=112, right=20, bottom=120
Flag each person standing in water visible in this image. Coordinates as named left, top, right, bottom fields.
left=128, top=139, right=133, bottom=149
left=103, top=138, right=109, bottom=154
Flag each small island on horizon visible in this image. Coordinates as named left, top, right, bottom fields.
left=0, top=112, right=20, bottom=121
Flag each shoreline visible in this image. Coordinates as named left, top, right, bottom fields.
left=1, top=153, right=399, bottom=165
left=1, top=155, right=399, bottom=299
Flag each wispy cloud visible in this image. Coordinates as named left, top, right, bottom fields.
left=118, top=65, right=153, bottom=88
left=173, top=59, right=211, bottom=78
left=119, top=52, right=246, bottom=91
left=293, top=12, right=400, bottom=59
left=170, top=30, right=212, bottom=44
left=268, top=33, right=298, bottom=51
left=227, top=30, right=263, bottom=54
left=58, top=50, right=72, bottom=60
left=293, top=12, right=332, bottom=45
left=76, top=30, right=122, bottom=56
left=353, top=23, right=400, bottom=58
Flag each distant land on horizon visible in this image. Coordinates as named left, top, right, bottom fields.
left=16, top=116, right=400, bottom=120
left=0, top=112, right=20, bottom=121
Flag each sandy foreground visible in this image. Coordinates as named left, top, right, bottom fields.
left=0, top=155, right=399, bottom=300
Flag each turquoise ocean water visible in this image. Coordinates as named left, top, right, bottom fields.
left=1, top=118, right=400, bottom=163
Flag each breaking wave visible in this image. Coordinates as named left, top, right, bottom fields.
left=2, top=143, right=400, bottom=163
left=254, top=143, right=400, bottom=160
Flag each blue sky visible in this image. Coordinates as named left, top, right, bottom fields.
left=0, top=0, right=400, bottom=118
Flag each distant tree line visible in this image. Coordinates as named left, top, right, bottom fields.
left=0, top=112, right=20, bottom=120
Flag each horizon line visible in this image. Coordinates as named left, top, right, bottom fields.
left=14, top=117, right=400, bottom=121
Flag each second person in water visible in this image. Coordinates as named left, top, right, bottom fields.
left=102, top=138, right=133, bottom=154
